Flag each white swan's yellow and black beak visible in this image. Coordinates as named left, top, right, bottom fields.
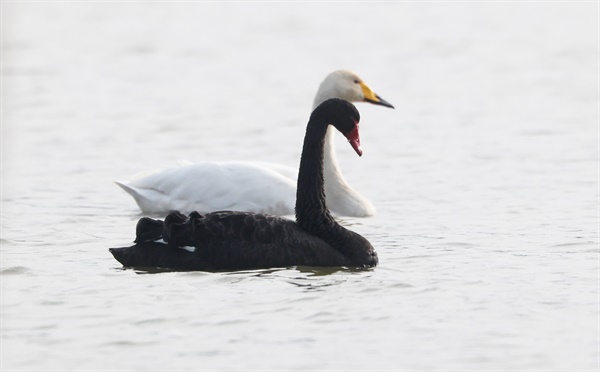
left=360, top=82, right=394, bottom=109
left=345, top=123, right=363, bottom=157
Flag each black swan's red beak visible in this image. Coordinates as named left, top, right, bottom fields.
left=345, top=124, right=362, bottom=157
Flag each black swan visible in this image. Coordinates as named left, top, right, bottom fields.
left=109, top=99, right=378, bottom=271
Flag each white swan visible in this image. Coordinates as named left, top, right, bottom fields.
left=116, top=70, right=394, bottom=217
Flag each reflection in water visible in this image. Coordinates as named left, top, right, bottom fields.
left=124, top=264, right=374, bottom=277
left=0, top=266, right=30, bottom=275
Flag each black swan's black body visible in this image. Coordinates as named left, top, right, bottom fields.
left=110, top=99, right=378, bottom=271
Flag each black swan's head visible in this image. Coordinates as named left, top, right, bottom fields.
left=311, top=98, right=363, bottom=156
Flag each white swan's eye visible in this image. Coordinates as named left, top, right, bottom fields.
left=353, top=80, right=360, bottom=84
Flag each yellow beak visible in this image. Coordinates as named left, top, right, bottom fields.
left=360, top=81, right=394, bottom=109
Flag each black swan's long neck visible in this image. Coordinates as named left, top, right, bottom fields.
left=295, top=117, right=338, bottom=234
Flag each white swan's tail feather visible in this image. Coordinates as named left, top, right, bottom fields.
left=115, top=181, right=161, bottom=213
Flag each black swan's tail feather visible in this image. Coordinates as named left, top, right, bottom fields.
left=133, top=211, right=205, bottom=245
left=134, top=217, right=164, bottom=243
left=109, top=247, right=136, bottom=267
left=163, top=211, right=201, bottom=247
left=109, top=244, right=203, bottom=270
left=111, top=211, right=208, bottom=269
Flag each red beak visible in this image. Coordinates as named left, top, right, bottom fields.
left=345, top=123, right=362, bottom=157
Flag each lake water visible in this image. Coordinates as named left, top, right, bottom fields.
left=1, top=2, right=598, bottom=371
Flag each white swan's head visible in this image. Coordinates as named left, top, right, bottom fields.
left=312, top=70, right=394, bottom=109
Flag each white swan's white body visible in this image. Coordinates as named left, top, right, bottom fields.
left=116, top=70, right=393, bottom=217
left=117, top=161, right=297, bottom=215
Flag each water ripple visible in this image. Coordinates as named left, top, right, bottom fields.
left=0, top=266, right=30, bottom=275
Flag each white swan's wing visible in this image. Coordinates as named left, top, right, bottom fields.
left=116, top=162, right=297, bottom=216
left=253, top=161, right=298, bottom=180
